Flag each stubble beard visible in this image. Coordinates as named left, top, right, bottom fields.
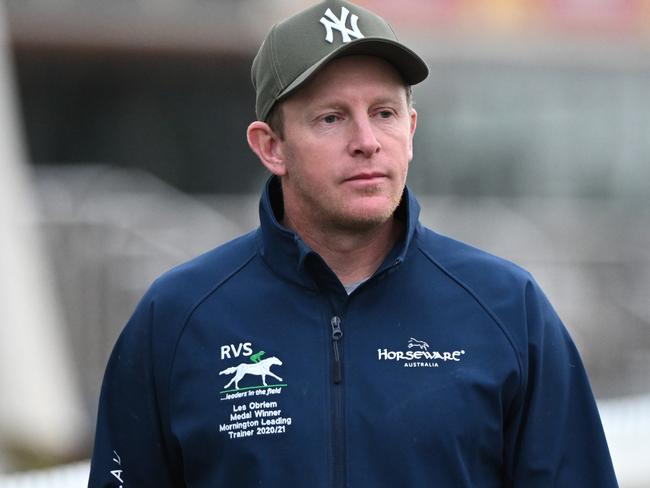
left=292, top=178, right=403, bottom=235
left=280, top=145, right=407, bottom=235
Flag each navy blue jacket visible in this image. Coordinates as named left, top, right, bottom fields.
left=89, top=178, right=618, bottom=487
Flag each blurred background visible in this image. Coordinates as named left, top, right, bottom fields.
left=0, top=0, right=648, bottom=486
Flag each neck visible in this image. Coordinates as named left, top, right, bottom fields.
left=283, top=212, right=403, bottom=285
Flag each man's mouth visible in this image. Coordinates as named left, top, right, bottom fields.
left=344, top=172, right=387, bottom=182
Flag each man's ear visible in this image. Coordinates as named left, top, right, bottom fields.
left=407, top=108, right=417, bottom=161
left=247, top=121, right=286, bottom=176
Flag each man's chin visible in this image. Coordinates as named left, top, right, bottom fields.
left=330, top=204, right=398, bottom=233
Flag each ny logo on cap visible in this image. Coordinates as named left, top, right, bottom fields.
left=320, top=7, right=364, bottom=44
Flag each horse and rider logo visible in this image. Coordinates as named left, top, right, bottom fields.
left=408, top=338, right=430, bottom=351
left=219, top=349, right=284, bottom=391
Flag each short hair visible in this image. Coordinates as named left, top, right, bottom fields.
left=266, top=85, right=414, bottom=139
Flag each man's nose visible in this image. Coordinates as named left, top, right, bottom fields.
left=347, top=116, right=381, bottom=158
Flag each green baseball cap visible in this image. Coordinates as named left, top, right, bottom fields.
left=251, top=0, right=429, bottom=121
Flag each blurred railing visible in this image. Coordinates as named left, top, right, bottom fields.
left=32, top=165, right=244, bottom=422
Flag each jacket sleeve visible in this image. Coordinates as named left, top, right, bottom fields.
left=504, top=279, right=618, bottom=487
left=88, top=292, right=180, bottom=488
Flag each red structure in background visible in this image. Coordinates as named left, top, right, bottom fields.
left=545, top=0, right=644, bottom=34
left=359, top=0, right=650, bottom=36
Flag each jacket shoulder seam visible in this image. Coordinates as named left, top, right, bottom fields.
left=164, top=249, right=258, bottom=418
left=416, top=243, right=525, bottom=390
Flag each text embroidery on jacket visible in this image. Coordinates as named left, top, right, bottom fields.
left=378, top=337, right=466, bottom=368
left=110, top=450, right=124, bottom=487
left=218, top=342, right=293, bottom=439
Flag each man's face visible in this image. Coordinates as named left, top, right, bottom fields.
left=277, top=55, right=417, bottom=232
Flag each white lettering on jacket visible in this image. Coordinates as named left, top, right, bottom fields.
left=378, top=349, right=465, bottom=362
left=220, top=342, right=253, bottom=360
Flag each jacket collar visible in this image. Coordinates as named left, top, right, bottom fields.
left=256, top=176, right=421, bottom=290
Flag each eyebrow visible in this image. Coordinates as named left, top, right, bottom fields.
left=309, top=95, right=405, bottom=113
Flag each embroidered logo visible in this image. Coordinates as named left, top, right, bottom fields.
left=218, top=342, right=293, bottom=440
left=320, top=6, right=364, bottom=44
left=378, top=338, right=466, bottom=368
left=219, top=356, right=284, bottom=390
left=408, top=337, right=430, bottom=351
left=218, top=342, right=288, bottom=399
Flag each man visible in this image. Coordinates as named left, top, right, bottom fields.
left=89, top=1, right=618, bottom=486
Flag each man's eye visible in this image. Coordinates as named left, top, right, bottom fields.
left=322, top=114, right=338, bottom=124
left=378, top=110, right=394, bottom=118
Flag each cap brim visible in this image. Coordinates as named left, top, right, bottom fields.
left=276, top=37, right=429, bottom=106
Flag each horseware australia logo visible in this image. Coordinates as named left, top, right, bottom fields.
left=219, top=342, right=287, bottom=397
left=378, top=338, right=466, bottom=368
left=320, top=6, right=364, bottom=44
left=408, top=337, right=430, bottom=350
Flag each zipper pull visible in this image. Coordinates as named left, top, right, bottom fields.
left=331, top=316, right=343, bottom=384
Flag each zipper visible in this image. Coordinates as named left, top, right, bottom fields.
left=330, top=315, right=345, bottom=487
left=331, top=316, right=343, bottom=383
